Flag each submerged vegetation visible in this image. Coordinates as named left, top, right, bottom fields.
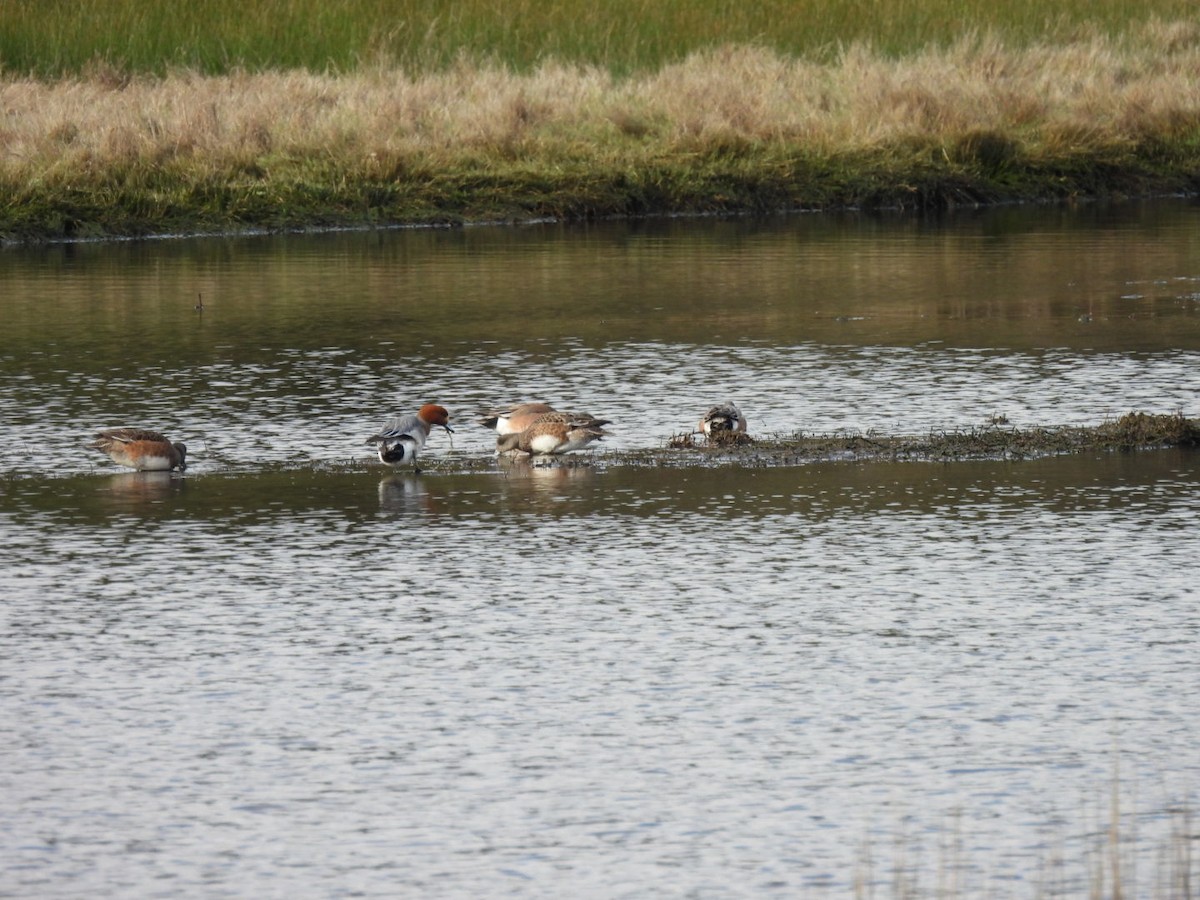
left=2, top=3, right=1200, bottom=239
left=663, top=412, right=1200, bottom=467
left=299, top=413, right=1200, bottom=474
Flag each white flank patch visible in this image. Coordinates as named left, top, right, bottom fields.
left=528, top=433, right=563, bottom=454
left=134, top=454, right=175, bottom=471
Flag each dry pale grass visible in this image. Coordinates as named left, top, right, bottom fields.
left=2, top=20, right=1199, bottom=231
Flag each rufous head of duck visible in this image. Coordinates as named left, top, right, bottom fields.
left=418, top=404, right=454, bottom=434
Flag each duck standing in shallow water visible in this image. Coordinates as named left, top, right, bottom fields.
left=89, top=428, right=188, bottom=471
left=496, top=411, right=611, bottom=455
left=365, top=404, right=454, bottom=473
left=478, top=402, right=556, bottom=436
left=698, top=402, right=747, bottom=437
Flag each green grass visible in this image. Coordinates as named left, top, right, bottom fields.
left=3, top=0, right=1200, bottom=76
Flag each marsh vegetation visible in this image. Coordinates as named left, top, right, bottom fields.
left=2, top=2, right=1200, bottom=239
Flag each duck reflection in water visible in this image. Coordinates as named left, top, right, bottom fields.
left=377, top=475, right=433, bottom=514
left=496, top=454, right=596, bottom=492
left=98, top=471, right=186, bottom=508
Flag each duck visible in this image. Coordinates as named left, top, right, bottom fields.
left=478, top=402, right=556, bottom=436
left=698, top=402, right=747, bottom=436
left=88, top=427, right=188, bottom=471
left=496, top=411, right=611, bottom=455
left=365, top=404, right=454, bottom=473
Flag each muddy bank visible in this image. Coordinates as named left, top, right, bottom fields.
left=639, top=412, right=1200, bottom=468
left=521, top=412, right=1196, bottom=471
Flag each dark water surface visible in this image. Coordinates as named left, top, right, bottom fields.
left=2, top=200, right=1199, bottom=897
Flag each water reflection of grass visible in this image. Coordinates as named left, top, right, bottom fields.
left=855, top=793, right=1197, bottom=898
left=3, top=5, right=1200, bottom=239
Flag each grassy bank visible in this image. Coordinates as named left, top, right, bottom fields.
left=3, top=12, right=1200, bottom=240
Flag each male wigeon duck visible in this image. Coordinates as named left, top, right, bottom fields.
left=698, top=402, right=747, bottom=436
left=88, top=427, right=188, bottom=471
left=478, top=402, right=556, bottom=436
left=365, top=403, right=453, bottom=473
left=496, top=411, right=611, bottom=455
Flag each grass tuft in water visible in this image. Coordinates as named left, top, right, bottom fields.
left=1097, top=411, right=1200, bottom=448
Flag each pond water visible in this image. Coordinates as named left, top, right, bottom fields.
left=2, top=200, right=1199, bottom=897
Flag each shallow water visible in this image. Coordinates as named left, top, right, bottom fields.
left=2, top=200, right=1199, bottom=897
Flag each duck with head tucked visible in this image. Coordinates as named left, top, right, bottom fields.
left=698, top=402, right=747, bottom=437
left=478, top=401, right=556, bottom=436
left=495, top=410, right=611, bottom=456
left=365, top=403, right=453, bottom=473
left=89, top=427, right=188, bottom=471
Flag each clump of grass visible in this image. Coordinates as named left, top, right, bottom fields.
left=668, top=430, right=754, bottom=449
left=1096, top=411, right=1200, bottom=448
